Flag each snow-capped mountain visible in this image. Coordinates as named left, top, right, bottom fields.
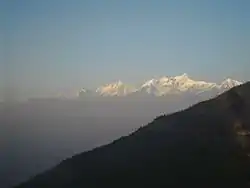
left=95, top=80, right=137, bottom=96
left=78, top=74, right=243, bottom=97
left=138, top=73, right=218, bottom=96
left=219, top=78, right=243, bottom=90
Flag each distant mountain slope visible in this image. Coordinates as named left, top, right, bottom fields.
left=15, top=82, right=250, bottom=188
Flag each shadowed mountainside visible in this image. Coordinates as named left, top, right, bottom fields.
left=15, top=82, right=250, bottom=188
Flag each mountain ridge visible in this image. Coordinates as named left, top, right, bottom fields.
left=15, top=82, right=250, bottom=188
left=79, top=74, right=242, bottom=97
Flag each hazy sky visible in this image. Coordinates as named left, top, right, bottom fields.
left=2, top=0, right=250, bottom=100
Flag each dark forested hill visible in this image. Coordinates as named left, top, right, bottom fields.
left=15, top=82, right=250, bottom=188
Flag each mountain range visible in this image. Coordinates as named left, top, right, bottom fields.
left=16, top=81, right=250, bottom=187
left=78, top=74, right=242, bottom=97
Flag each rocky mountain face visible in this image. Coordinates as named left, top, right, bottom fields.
left=16, top=82, right=250, bottom=188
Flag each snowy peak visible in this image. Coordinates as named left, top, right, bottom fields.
left=219, top=78, right=242, bottom=89
left=173, top=73, right=190, bottom=82
left=97, top=80, right=124, bottom=90
left=141, top=79, right=158, bottom=88
left=139, top=79, right=160, bottom=95
left=139, top=74, right=218, bottom=96
left=96, top=80, right=136, bottom=96
left=77, top=74, right=243, bottom=97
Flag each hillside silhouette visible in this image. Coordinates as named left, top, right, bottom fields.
left=15, top=82, right=250, bottom=188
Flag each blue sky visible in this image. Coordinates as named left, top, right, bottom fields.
left=2, top=0, right=250, bottom=100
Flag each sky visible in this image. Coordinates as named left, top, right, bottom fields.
left=2, top=0, right=250, bottom=100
